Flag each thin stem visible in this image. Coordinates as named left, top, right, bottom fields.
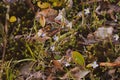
left=2, top=5, right=10, bottom=63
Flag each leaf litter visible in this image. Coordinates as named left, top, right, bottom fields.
left=1, top=0, right=120, bottom=80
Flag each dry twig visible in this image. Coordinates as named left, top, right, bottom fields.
left=100, top=62, right=120, bottom=67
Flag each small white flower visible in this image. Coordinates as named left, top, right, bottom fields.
left=66, top=22, right=72, bottom=29
left=115, top=15, right=118, bottom=22
left=58, top=59, right=70, bottom=67
left=114, top=19, right=117, bottom=22
left=41, top=33, right=46, bottom=37
left=65, top=62, right=70, bottom=67
left=53, top=35, right=59, bottom=41
left=37, top=29, right=43, bottom=37
left=84, top=8, right=90, bottom=15
left=50, top=45, right=55, bottom=51
left=91, top=61, right=99, bottom=68
left=37, top=29, right=46, bottom=37
left=113, top=34, right=119, bottom=41
left=77, top=11, right=82, bottom=17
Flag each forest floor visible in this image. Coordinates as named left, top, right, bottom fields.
left=0, top=0, right=120, bottom=80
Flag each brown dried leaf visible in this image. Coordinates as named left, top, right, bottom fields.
left=33, top=37, right=50, bottom=43
left=108, top=69, right=116, bottom=76
left=25, top=71, right=46, bottom=80
left=35, top=8, right=58, bottom=23
left=60, top=67, right=90, bottom=80
left=52, top=60, right=63, bottom=70
left=94, top=26, right=113, bottom=40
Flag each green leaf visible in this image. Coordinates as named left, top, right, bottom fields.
left=72, top=51, right=85, bottom=66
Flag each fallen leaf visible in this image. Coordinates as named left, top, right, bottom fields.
left=60, top=67, right=90, bottom=80
left=52, top=60, right=63, bottom=70
left=37, top=1, right=50, bottom=9
left=114, top=56, right=120, bottom=63
left=94, top=26, right=114, bottom=40
left=55, top=8, right=69, bottom=25
left=108, top=69, right=116, bottom=76
left=40, top=15, right=46, bottom=27
left=72, top=51, right=85, bottom=66
left=26, top=71, right=46, bottom=80
left=36, top=8, right=57, bottom=18
left=35, top=8, right=58, bottom=23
